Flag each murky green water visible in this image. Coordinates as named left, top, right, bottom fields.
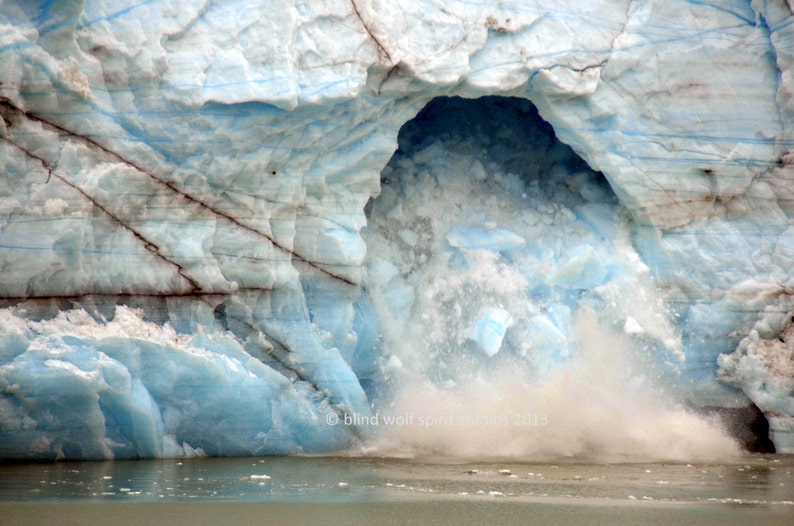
left=1, top=454, right=792, bottom=525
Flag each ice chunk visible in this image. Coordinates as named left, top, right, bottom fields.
left=549, top=246, right=609, bottom=290
left=624, top=316, right=644, bottom=335
left=469, top=308, right=513, bottom=357
left=527, top=314, right=568, bottom=351
left=446, top=225, right=526, bottom=254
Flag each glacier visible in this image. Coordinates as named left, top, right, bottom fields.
left=0, top=0, right=793, bottom=460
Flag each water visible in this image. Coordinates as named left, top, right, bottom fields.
left=1, top=455, right=792, bottom=525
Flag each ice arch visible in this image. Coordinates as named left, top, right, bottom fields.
left=364, top=95, right=625, bottom=374
left=362, top=96, right=778, bottom=456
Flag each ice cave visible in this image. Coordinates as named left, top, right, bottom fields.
left=0, top=0, right=793, bottom=461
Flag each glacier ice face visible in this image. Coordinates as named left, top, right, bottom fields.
left=718, top=316, right=794, bottom=454
left=0, top=306, right=363, bottom=459
left=1, top=1, right=793, bottom=458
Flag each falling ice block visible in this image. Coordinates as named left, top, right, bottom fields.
left=446, top=225, right=526, bottom=254
left=469, top=308, right=514, bottom=357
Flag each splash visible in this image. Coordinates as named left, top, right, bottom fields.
left=366, top=309, right=740, bottom=462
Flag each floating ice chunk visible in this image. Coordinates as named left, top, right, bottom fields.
left=446, top=225, right=525, bottom=253
left=469, top=308, right=513, bottom=357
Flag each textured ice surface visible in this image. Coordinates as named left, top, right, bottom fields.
left=1, top=1, right=793, bottom=458
left=719, top=316, right=794, bottom=453
left=0, top=306, right=357, bottom=459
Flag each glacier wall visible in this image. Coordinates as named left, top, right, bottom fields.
left=1, top=0, right=793, bottom=459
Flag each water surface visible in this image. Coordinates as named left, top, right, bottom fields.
left=1, top=454, right=792, bottom=525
